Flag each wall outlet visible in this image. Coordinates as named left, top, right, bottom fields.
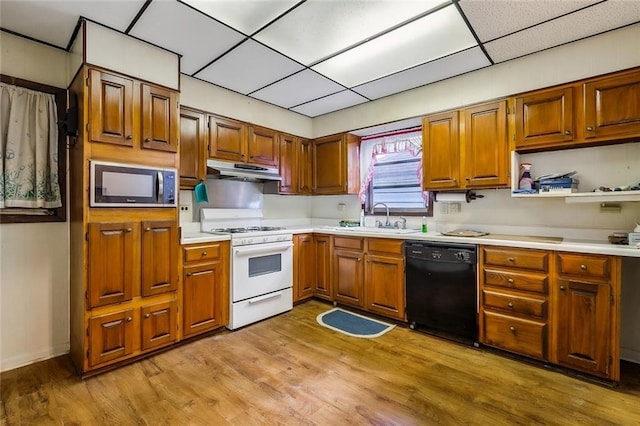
left=180, top=205, right=190, bottom=213
left=439, top=202, right=461, bottom=214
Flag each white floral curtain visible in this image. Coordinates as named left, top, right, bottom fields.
left=0, top=82, right=61, bottom=208
left=358, top=130, right=422, bottom=203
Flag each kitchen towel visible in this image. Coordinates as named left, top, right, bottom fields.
left=194, top=181, right=209, bottom=204
left=317, top=308, right=395, bottom=338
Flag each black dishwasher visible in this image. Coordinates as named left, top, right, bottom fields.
left=405, top=241, right=478, bottom=346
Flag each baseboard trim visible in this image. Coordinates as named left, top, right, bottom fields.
left=621, top=347, right=640, bottom=364
left=1, top=343, right=70, bottom=372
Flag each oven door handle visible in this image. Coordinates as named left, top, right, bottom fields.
left=248, top=290, right=285, bottom=304
left=234, top=242, right=292, bottom=257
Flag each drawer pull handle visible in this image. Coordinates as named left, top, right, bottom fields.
left=507, top=278, right=514, bottom=284
left=508, top=302, right=514, bottom=308
left=580, top=264, right=587, bottom=270
left=509, top=326, right=516, bottom=332
left=202, top=252, right=207, bottom=256
left=508, top=257, right=515, bottom=262
left=126, top=316, right=133, bottom=322
left=560, top=285, right=566, bottom=291
left=144, top=313, right=150, bottom=319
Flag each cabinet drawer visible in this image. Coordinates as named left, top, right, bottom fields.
left=482, top=290, right=547, bottom=318
left=334, top=236, right=364, bottom=250
left=557, top=253, right=610, bottom=280
left=483, top=268, right=548, bottom=294
left=482, top=247, right=549, bottom=272
left=482, top=311, right=547, bottom=360
left=366, top=238, right=403, bottom=254
left=184, top=243, right=221, bottom=263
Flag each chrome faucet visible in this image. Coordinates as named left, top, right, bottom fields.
left=371, top=202, right=391, bottom=227
left=394, top=216, right=407, bottom=229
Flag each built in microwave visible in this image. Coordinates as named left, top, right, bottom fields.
left=90, top=160, right=177, bottom=207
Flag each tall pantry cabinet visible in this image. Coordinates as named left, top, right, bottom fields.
left=69, top=66, right=180, bottom=376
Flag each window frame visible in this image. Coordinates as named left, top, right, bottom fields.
left=0, top=74, right=67, bottom=224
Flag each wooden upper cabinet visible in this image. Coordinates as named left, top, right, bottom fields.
left=299, top=139, right=313, bottom=194
left=514, top=86, right=574, bottom=150
left=248, top=126, right=279, bottom=167
left=141, top=84, right=178, bottom=153
left=313, top=133, right=359, bottom=195
left=179, top=108, right=207, bottom=188
left=141, top=220, right=178, bottom=297
left=88, top=222, right=136, bottom=308
left=462, top=100, right=509, bottom=188
left=141, top=300, right=177, bottom=351
left=422, top=111, right=460, bottom=190
left=89, top=309, right=134, bottom=367
left=208, top=115, right=247, bottom=162
left=279, top=133, right=299, bottom=194
left=89, top=69, right=134, bottom=147
left=583, top=70, right=640, bottom=140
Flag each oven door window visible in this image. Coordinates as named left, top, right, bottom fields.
left=248, top=254, right=282, bottom=277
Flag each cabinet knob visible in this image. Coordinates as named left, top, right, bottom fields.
left=126, top=316, right=133, bottom=322
left=465, top=177, right=470, bottom=181
left=508, top=257, right=515, bottom=262
left=126, top=135, right=133, bottom=140
left=509, top=326, right=516, bottom=332
left=560, top=285, right=566, bottom=291
left=507, top=278, right=514, bottom=284
left=186, top=272, right=192, bottom=277
left=564, top=130, right=571, bottom=135
left=201, top=252, right=207, bottom=256
left=144, top=313, right=150, bottom=319
left=586, top=126, right=594, bottom=131
left=145, top=138, right=151, bottom=142
left=508, top=302, right=514, bottom=308
left=145, top=227, right=151, bottom=232
left=126, top=228, right=132, bottom=233
left=357, top=258, right=362, bottom=262
left=580, top=264, right=587, bottom=270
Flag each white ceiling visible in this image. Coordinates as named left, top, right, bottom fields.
left=1, top=0, right=638, bottom=118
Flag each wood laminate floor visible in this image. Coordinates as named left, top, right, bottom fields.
left=2, top=299, right=639, bottom=425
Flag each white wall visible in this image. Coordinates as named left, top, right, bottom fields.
left=0, top=32, right=71, bottom=371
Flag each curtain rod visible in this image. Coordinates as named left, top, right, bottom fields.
left=361, top=126, right=422, bottom=141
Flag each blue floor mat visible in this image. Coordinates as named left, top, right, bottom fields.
left=317, top=308, right=395, bottom=338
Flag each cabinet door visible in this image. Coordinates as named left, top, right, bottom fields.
left=422, top=111, right=460, bottom=190
left=141, top=221, right=178, bottom=297
left=141, top=300, right=177, bottom=351
left=314, top=135, right=346, bottom=194
left=365, top=253, right=405, bottom=320
left=556, top=279, right=611, bottom=378
left=515, top=87, right=573, bottom=149
left=141, top=84, right=178, bottom=152
left=294, top=234, right=315, bottom=302
left=89, top=309, right=134, bottom=367
left=179, top=108, right=207, bottom=188
left=333, top=249, right=365, bottom=308
left=248, top=126, right=279, bottom=167
left=208, top=116, right=247, bottom=162
left=279, top=134, right=299, bottom=194
left=314, top=235, right=332, bottom=300
left=462, top=100, right=508, bottom=188
left=583, top=71, right=640, bottom=140
left=89, top=69, right=134, bottom=146
left=183, top=262, right=225, bottom=337
left=299, top=139, right=313, bottom=194
left=88, top=222, right=136, bottom=308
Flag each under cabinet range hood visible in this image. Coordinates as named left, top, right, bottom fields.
left=206, top=159, right=281, bottom=181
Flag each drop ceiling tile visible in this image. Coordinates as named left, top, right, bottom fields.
left=254, top=0, right=448, bottom=65
left=290, top=90, right=369, bottom=117
left=250, top=69, right=345, bottom=109
left=312, top=5, right=476, bottom=88
left=195, top=39, right=304, bottom=94
left=181, top=0, right=300, bottom=35
left=485, top=1, right=640, bottom=63
left=129, top=0, right=245, bottom=75
left=459, top=0, right=600, bottom=42
left=0, top=0, right=145, bottom=48
left=353, top=47, right=490, bottom=100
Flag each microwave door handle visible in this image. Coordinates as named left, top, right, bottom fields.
left=157, top=171, right=164, bottom=202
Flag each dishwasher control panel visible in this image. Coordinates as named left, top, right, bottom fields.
left=405, top=241, right=477, bottom=264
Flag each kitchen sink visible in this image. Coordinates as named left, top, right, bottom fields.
left=331, top=226, right=421, bottom=234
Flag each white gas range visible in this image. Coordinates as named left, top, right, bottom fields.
left=201, top=209, right=293, bottom=330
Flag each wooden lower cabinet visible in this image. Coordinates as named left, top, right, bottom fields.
left=293, top=234, right=315, bottom=302
left=141, top=300, right=177, bottom=351
left=314, top=235, right=332, bottom=300
left=334, top=248, right=365, bottom=308
left=365, top=239, right=405, bottom=321
left=89, top=309, right=135, bottom=368
left=182, top=241, right=230, bottom=338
